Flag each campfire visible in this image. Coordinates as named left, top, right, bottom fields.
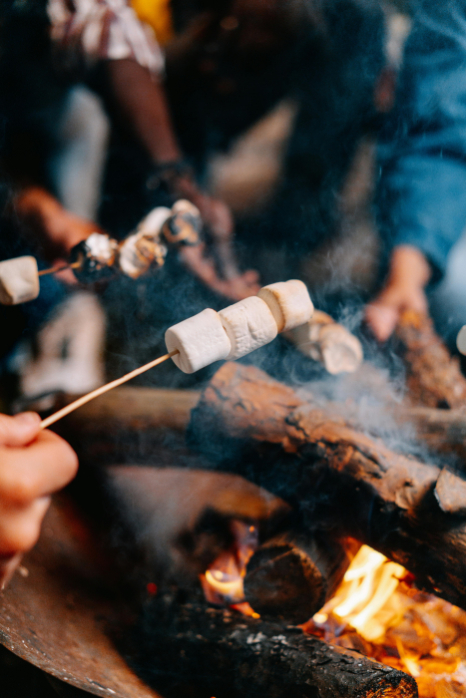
left=200, top=539, right=466, bottom=698
left=23, top=309, right=466, bottom=698
left=305, top=545, right=466, bottom=698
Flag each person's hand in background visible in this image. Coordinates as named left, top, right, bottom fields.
left=365, top=245, right=431, bottom=342
left=0, top=412, right=78, bottom=589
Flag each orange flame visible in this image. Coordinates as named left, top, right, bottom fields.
left=305, top=545, right=466, bottom=698
left=200, top=520, right=259, bottom=617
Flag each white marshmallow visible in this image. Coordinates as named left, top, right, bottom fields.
left=0, top=256, right=39, bottom=305
left=84, top=233, right=117, bottom=265
left=165, top=308, right=232, bottom=374
left=137, top=207, right=171, bottom=238
left=118, top=233, right=148, bottom=278
left=258, top=280, right=314, bottom=332
left=319, top=324, right=363, bottom=375
left=219, top=296, right=278, bottom=360
left=289, top=317, right=363, bottom=375
left=457, top=325, right=466, bottom=356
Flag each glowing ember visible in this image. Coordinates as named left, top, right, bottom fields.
left=303, top=545, right=466, bottom=698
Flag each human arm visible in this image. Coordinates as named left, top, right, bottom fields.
left=366, top=1, right=466, bottom=340
left=14, top=186, right=100, bottom=260
left=365, top=245, right=430, bottom=342
left=0, top=412, right=78, bottom=589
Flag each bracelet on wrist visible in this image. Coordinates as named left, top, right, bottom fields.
left=146, top=160, right=195, bottom=191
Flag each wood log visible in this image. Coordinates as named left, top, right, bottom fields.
left=25, top=383, right=466, bottom=464
left=126, top=590, right=417, bottom=698
left=392, top=405, right=466, bottom=461
left=395, top=310, right=466, bottom=409
left=244, top=532, right=357, bottom=623
left=189, top=362, right=466, bottom=610
left=46, top=386, right=201, bottom=465
left=77, top=464, right=353, bottom=622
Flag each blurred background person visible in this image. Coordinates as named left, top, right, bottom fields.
left=367, top=1, right=466, bottom=347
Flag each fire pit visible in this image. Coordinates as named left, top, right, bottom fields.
left=4, top=311, right=466, bottom=698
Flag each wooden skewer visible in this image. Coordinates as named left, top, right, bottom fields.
left=40, top=350, right=179, bottom=429
left=38, top=261, right=81, bottom=277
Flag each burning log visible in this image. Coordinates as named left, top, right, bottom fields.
left=87, top=465, right=355, bottom=622
left=395, top=310, right=466, bottom=409
left=243, top=532, right=357, bottom=623
left=189, top=362, right=466, bottom=611
left=127, top=590, right=418, bottom=698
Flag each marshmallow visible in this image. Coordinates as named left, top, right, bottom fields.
left=219, top=296, right=278, bottom=360
left=165, top=308, right=232, bottom=373
left=289, top=312, right=363, bottom=375
left=0, top=256, right=39, bottom=305
left=85, top=232, right=118, bottom=264
left=162, top=200, right=202, bottom=246
left=258, top=280, right=314, bottom=332
left=457, top=325, right=466, bottom=356
left=70, top=233, right=118, bottom=283
left=118, top=232, right=166, bottom=279
left=137, top=207, right=171, bottom=238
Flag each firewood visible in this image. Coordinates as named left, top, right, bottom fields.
left=127, top=590, right=418, bottom=698
left=189, top=362, right=466, bottom=611
left=395, top=310, right=466, bottom=409
left=45, top=381, right=466, bottom=468
left=244, top=532, right=356, bottom=623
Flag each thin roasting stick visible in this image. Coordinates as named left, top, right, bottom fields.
left=38, top=261, right=81, bottom=277
left=40, top=350, right=179, bottom=429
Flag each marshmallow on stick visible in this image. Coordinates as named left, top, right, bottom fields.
left=165, top=308, right=232, bottom=374
left=165, top=279, right=314, bottom=373
left=41, top=280, right=315, bottom=428
left=162, top=200, right=201, bottom=246
left=258, top=280, right=314, bottom=332
left=70, top=233, right=119, bottom=283
left=118, top=206, right=171, bottom=279
left=0, top=256, right=39, bottom=305
left=219, top=296, right=278, bottom=360
left=288, top=310, right=363, bottom=375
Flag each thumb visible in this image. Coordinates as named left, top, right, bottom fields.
left=365, top=303, right=400, bottom=343
left=0, top=413, right=42, bottom=447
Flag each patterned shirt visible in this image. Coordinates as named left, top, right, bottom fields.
left=47, top=0, right=164, bottom=75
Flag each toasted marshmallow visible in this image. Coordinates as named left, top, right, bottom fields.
left=0, top=256, right=39, bottom=305
left=165, top=308, right=231, bottom=373
left=118, top=233, right=166, bottom=279
left=137, top=207, right=171, bottom=238
left=219, top=296, right=278, bottom=360
left=289, top=311, right=363, bottom=374
left=258, top=280, right=313, bottom=332
left=70, top=233, right=118, bottom=283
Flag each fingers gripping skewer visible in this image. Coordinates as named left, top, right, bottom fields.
left=40, top=350, right=179, bottom=429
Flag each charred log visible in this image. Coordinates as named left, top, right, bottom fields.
left=126, top=590, right=418, bottom=698
left=189, top=362, right=466, bottom=610
left=395, top=310, right=466, bottom=409
left=244, top=532, right=357, bottom=623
